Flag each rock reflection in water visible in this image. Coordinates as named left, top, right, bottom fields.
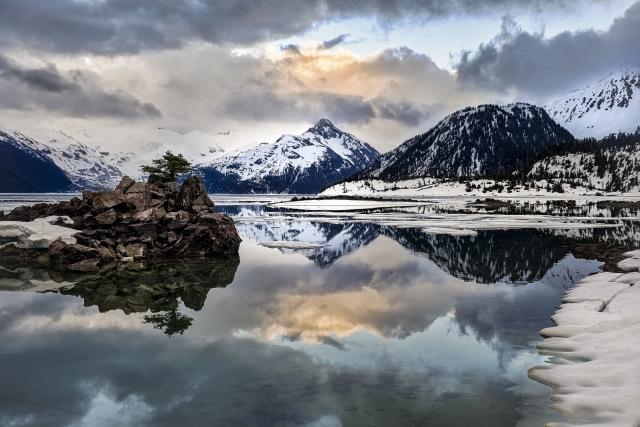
left=0, top=256, right=239, bottom=335
left=58, top=257, right=239, bottom=313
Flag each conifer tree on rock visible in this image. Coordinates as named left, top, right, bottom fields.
left=141, top=151, right=192, bottom=182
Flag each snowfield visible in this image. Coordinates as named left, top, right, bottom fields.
left=321, top=177, right=640, bottom=199
left=529, top=250, right=640, bottom=426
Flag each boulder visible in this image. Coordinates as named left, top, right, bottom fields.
left=92, top=243, right=117, bottom=261
left=164, top=215, right=240, bottom=257
left=95, top=208, right=118, bottom=225
left=115, top=176, right=135, bottom=193
left=86, top=191, right=122, bottom=211
left=178, top=176, right=214, bottom=213
left=133, top=206, right=166, bottom=223
left=124, top=243, right=147, bottom=259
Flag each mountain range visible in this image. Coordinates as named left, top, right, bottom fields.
left=1, top=70, right=638, bottom=193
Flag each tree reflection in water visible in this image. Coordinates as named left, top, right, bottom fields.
left=144, top=309, right=193, bottom=336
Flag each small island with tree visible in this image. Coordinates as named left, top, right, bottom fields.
left=0, top=151, right=241, bottom=272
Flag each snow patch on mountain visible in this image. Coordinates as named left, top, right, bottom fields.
left=546, top=70, right=640, bottom=138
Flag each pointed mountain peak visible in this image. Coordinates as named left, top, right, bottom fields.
left=312, top=118, right=337, bottom=130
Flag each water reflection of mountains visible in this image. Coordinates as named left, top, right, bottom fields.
left=237, top=219, right=639, bottom=283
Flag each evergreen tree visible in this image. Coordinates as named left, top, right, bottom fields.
left=141, top=151, right=192, bottom=182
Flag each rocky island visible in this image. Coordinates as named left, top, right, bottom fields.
left=0, top=175, right=241, bottom=272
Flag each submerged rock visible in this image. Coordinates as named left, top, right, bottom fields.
left=0, top=176, right=241, bottom=270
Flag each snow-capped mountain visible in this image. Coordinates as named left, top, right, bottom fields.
left=0, top=127, right=228, bottom=191
left=0, top=130, right=121, bottom=191
left=363, top=103, right=574, bottom=180
left=546, top=70, right=640, bottom=138
left=196, top=119, right=380, bottom=193
left=0, top=131, right=73, bottom=192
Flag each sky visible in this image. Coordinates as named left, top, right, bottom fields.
left=0, top=0, right=639, bottom=154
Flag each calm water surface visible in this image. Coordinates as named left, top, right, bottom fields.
left=1, top=195, right=635, bottom=427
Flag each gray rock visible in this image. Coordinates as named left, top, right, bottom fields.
left=178, top=176, right=214, bottom=213
left=124, top=243, right=147, bottom=258
left=115, top=176, right=135, bottom=193
left=95, top=208, right=117, bottom=225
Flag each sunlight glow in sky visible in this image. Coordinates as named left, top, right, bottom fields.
left=0, top=0, right=637, bottom=153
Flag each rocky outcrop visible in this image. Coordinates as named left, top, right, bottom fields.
left=0, top=176, right=241, bottom=271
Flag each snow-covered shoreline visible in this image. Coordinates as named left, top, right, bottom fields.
left=321, top=178, right=640, bottom=200
left=529, top=250, right=640, bottom=426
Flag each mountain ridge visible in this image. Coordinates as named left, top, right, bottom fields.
left=360, top=102, right=575, bottom=181
left=546, top=69, right=640, bottom=138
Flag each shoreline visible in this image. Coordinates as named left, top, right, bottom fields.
left=528, top=250, right=640, bottom=426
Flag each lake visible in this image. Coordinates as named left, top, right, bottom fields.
left=1, top=195, right=637, bottom=427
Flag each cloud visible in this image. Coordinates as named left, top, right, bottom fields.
left=221, top=85, right=435, bottom=126
left=213, top=46, right=467, bottom=130
left=222, top=89, right=376, bottom=124
left=0, top=55, right=78, bottom=92
left=456, top=2, right=640, bottom=96
left=0, top=55, right=161, bottom=119
left=0, top=0, right=588, bottom=55
left=321, top=34, right=350, bottom=50
left=281, top=43, right=302, bottom=55
left=371, top=97, right=432, bottom=127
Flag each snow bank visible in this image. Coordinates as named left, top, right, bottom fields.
left=321, top=178, right=640, bottom=199
left=529, top=252, right=640, bottom=426
left=0, top=216, right=76, bottom=249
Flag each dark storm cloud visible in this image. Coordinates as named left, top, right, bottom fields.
left=0, top=0, right=584, bottom=55
left=0, top=55, right=78, bottom=92
left=456, top=1, right=640, bottom=95
left=0, top=55, right=161, bottom=119
left=222, top=87, right=431, bottom=126
left=321, top=34, right=350, bottom=49
left=372, top=97, right=432, bottom=126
